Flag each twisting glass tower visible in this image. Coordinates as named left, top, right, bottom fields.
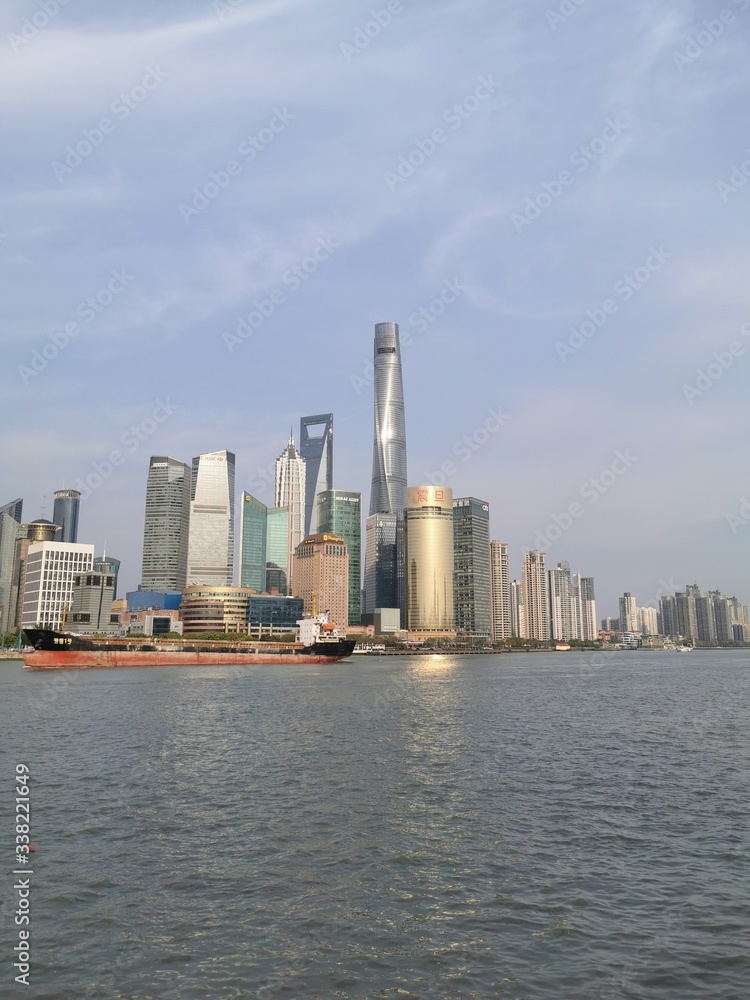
left=369, top=322, right=407, bottom=516
left=363, top=322, right=408, bottom=620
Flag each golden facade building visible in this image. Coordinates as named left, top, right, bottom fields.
left=292, top=533, right=349, bottom=626
left=404, top=486, right=455, bottom=633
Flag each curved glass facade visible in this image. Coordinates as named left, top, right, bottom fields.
left=369, top=323, right=407, bottom=516
left=404, top=487, right=454, bottom=632
left=52, top=489, right=81, bottom=543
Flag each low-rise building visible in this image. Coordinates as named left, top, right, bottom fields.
left=180, top=586, right=252, bottom=635
left=70, top=567, right=120, bottom=635
left=247, top=595, right=303, bottom=637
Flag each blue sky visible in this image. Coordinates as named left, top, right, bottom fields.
left=2, top=0, right=749, bottom=615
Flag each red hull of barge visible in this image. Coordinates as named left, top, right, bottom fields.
left=24, top=650, right=347, bottom=670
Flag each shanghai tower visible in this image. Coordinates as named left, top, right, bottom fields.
left=369, top=322, right=407, bottom=515
left=363, top=322, right=407, bottom=621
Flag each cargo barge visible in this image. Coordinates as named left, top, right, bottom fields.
left=21, top=615, right=355, bottom=669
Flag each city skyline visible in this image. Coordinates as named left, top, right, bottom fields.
left=2, top=4, right=748, bottom=617
left=5, top=455, right=748, bottom=638
left=6, top=443, right=750, bottom=622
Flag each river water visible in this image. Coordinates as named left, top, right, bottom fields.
left=1, top=650, right=748, bottom=999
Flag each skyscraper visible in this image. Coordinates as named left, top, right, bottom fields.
left=275, top=434, right=306, bottom=588
left=403, top=486, right=455, bottom=633
left=510, top=578, right=525, bottom=638
left=573, top=574, right=597, bottom=641
left=187, top=450, right=235, bottom=587
left=364, top=322, right=408, bottom=623
left=0, top=499, right=24, bottom=634
left=266, top=506, right=290, bottom=594
left=639, top=605, right=659, bottom=637
left=362, top=512, right=399, bottom=618
left=674, top=590, right=698, bottom=643
left=453, top=498, right=491, bottom=638
left=369, top=322, right=407, bottom=516
left=292, top=533, right=349, bottom=626
left=490, top=541, right=512, bottom=640
left=239, top=493, right=268, bottom=592
left=52, top=489, right=81, bottom=543
left=522, top=551, right=550, bottom=641
left=141, top=456, right=191, bottom=592
left=659, top=594, right=678, bottom=637
left=316, top=490, right=361, bottom=624
left=710, top=592, right=732, bottom=642
left=619, top=592, right=639, bottom=633
left=549, top=561, right=575, bottom=641
left=300, top=414, right=333, bottom=537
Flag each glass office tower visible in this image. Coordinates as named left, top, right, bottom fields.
left=453, top=497, right=491, bottom=639
left=141, top=456, right=191, bottom=592
left=239, top=492, right=268, bottom=592
left=266, top=506, right=290, bottom=594
left=369, top=323, right=407, bottom=516
left=0, top=499, right=24, bottom=634
left=300, top=414, right=333, bottom=537
left=364, top=322, right=408, bottom=623
left=187, top=450, right=235, bottom=586
left=404, top=487, right=455, bottom=632
left=316, top=490, right=361, bottom=624
left=52, top=489, right=81, bottom=543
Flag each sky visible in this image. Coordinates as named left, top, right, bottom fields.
left=1, top=0, right=749, bottom=616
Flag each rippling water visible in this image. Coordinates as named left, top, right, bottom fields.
left=2, top=650, right=748, bottom=999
